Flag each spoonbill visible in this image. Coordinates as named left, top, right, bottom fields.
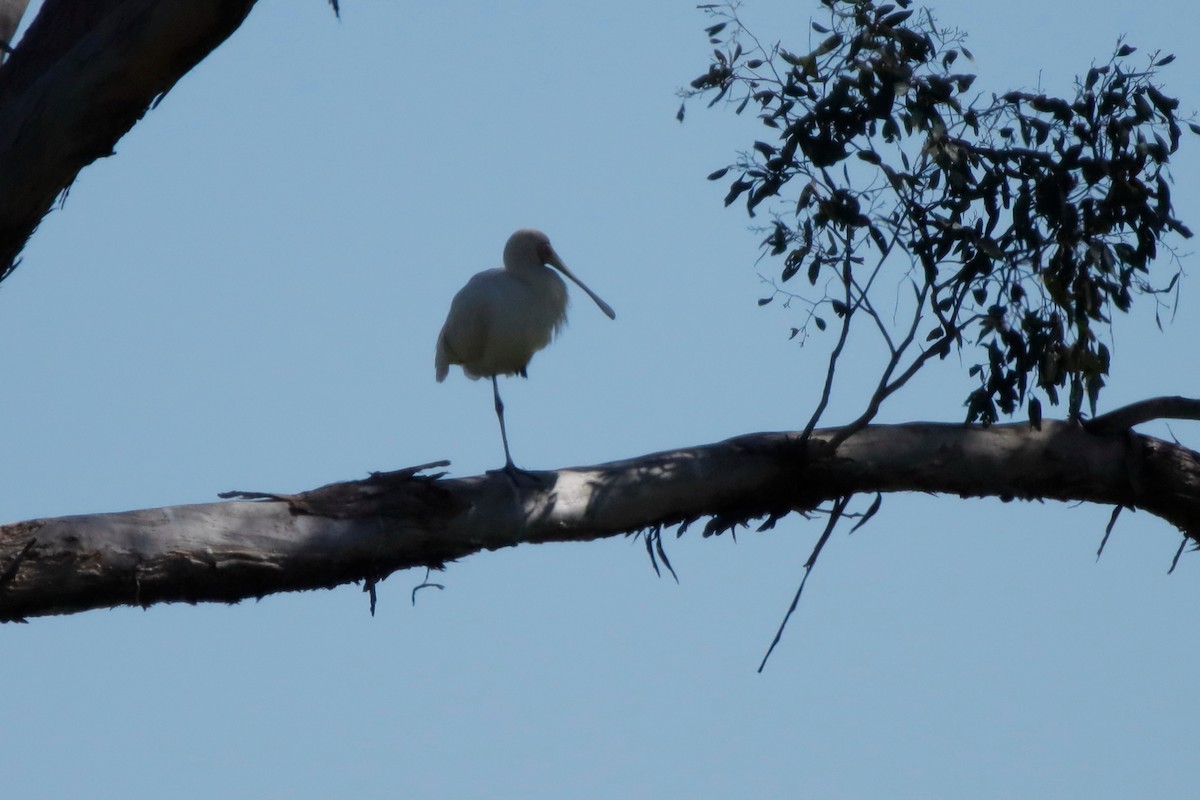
left=435, top=228, right=616, bottom=472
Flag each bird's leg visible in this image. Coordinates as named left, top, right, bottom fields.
left=490, top=376, right=543, bottom=486
left=492, top=375, right=516, bottom=470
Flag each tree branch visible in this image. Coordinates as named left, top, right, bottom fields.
left=1085, top=396, right=1200, bottom=434
left=0, top=0, right=258, bottom=280
left=2, top=419, right=1197, bottom=621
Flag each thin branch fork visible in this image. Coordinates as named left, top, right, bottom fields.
left=0, top=410, right=1197, bottom=621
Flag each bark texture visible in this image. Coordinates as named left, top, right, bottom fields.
left=0, top=0, right=258, bottom=279
left=2, top=419, right=1197, bottom=621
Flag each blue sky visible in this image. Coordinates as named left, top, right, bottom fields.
left=2, top=1, right=1199, bottom=797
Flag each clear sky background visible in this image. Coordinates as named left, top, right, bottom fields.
left=3, top=1, right=1199, bottom=797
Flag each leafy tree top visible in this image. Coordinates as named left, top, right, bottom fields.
left=682, top=0, right=1195, bottom=429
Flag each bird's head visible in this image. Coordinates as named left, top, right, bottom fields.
left=503, top=228, right=556, bottom=271
left=503, top=228, right=616, bottom=320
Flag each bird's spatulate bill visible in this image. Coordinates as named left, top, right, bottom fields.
left=548, top=255, right=616, bottom=320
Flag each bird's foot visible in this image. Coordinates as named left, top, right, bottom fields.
left=488, top=462, right=546, bottom=487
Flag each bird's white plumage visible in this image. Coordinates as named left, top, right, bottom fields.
left=434, top=229, right=615, bottom=469
left=435, top=229, right=612, bottom=382
left=435, top=266, right=568, bottom=381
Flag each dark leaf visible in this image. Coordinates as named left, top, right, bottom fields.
left=753, top=141, right=776, bottom=157
left=758, top=297, right=773, bottom=306
left=706, top=167, right=730, bottom=181
left=807, top=258, right=821, bottom=285
left=1116, top=43, right=1136, bottom=57
left=1146, top=85, right=1180, bottom=114
left=869, top=225, right=889, bottom=253
left=724, top=178, right=753, bottom=206
left=779, top=49, right=806, bottom=67
left=782, top=246, right=808, bottom=281
left=1069, top=377, right=1084, bottom=419
left=1087, top=373, right=1104, bottom=417
left=1133, top=91, right=1155, bottom=121
left=818, top=33, right=844, bottom=54
left=1028, top=396, right=1042, bottom=430
left=814, top=317, right=827, bottom=331
left=1155, top=53, right=1176, bottom=66
left=1097, top=505, right=1123, bottom=559
left=706, top=82, right=730, bottom=107
left=881, top=9, right=914, bottom=26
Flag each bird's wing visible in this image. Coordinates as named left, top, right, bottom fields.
left=435, top=269, right=502, bottom=381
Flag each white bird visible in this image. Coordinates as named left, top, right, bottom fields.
left=435, top=228, right=616, bottom=472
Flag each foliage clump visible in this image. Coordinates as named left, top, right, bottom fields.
left=683, top=0, right=1194, bottom=426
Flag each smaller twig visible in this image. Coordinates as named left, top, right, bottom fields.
left=1169, top=537, right=1188, bottom=575
left=370, top=460, right=452, bottom=477
left=641, top=526, right=680, bottom=583
left=758, top=495, right=851, bottom=672
left=1097, top=505, right=1123, bottom=560
left=849, top=494, right=883, bottom=533
left=365, top=580, right=377, bottom=616
left=827, top=323, right=937, bottom=449
left=851, top=273, right=897, bottom=355
left=800, top=242, right=856, bottom=441
left=411, top=568, right=445, bottom=605
left=217, top=490, right=287, bottom=501
left=218, top=461, right=453, bottom=507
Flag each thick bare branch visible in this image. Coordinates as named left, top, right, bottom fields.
left=2, top=419, right=1197, bottom=621
left=0, top=0, right=258, bottom=280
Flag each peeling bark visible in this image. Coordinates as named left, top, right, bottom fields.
left=0, top=0, right=258, bottom=279
left=2, top=419, right=1197, bottom=621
